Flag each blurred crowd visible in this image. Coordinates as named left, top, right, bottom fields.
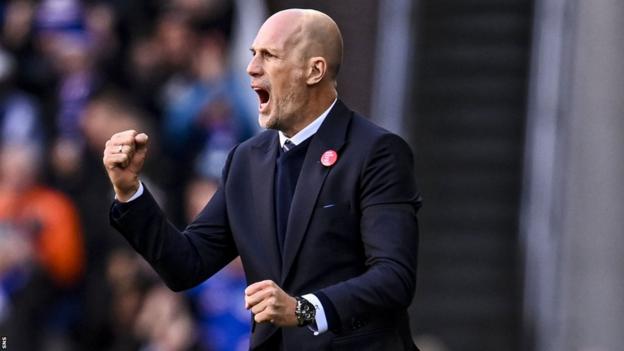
left=0, top=0, right=262, bottom=350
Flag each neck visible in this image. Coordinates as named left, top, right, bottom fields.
left=282, top=88, right=336, bottom=137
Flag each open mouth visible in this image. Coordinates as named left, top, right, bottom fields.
left=253, top=87, right=270, bottom=112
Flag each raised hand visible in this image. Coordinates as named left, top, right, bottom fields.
left=102, top=130, right=149, bottom=202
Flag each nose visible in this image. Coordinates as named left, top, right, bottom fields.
left=247, top=54, right=262, bottom=77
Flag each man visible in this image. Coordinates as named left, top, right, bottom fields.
left=104, top=9, right=421, bottom=351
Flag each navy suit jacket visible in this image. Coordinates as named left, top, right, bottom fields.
left=111, top=100, right=422, bottom=350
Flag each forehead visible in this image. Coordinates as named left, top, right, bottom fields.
left=252, top=14, right=303, bottom=50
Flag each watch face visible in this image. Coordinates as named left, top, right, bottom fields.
left=296, top=297, right=316, bottom=326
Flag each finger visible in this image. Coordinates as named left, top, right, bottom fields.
left=250, top=297, right=272, bottom=315
left=135, top=133, right=149, bottom=148
left=254, top=309, right=275, bottom=324
left=111, top=130, right=138, bottom=146
left=245, top=280, right=274, bottom=296
left=120, top=144, right=135, bottom=155
left=245, top=289, right=262, bottom=309
left=134, top=133, right=149, bottom=158
left=245, top=286, right=277, bottom=309
left=111, top=129, right=137, bottom=143
left=104, top=153, right=130, bottom=169
left=110, top=140, right=134, bottom=156
left=104, top=144, right=129, bottom=157
left=246, top=289, right=276, bottom=310
left=105, top=152, right=129, bottom=162
left=104, top=140, right=112, bottom=157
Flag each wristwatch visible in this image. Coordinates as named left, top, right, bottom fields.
left=295, top=296, right=316, bottom=327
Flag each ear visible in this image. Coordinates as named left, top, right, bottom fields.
left=306, top=57, right=327, bottom=85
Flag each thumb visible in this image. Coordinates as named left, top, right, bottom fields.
left=135, top=133, right=149, bottom=151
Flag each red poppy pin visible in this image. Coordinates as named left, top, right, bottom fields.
left=320, top=149, right=338, bottom=167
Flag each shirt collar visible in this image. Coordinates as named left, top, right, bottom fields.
left=279, top=98, right=337, bottom=147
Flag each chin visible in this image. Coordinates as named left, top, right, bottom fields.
left=259, top=113, right=279, bottom=130
left=257, top=113, right=267, bottom=127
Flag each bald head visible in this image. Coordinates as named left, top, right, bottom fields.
left=262, top=9, right=343, bottom=82
left=299, top=9, right=343, bottom=80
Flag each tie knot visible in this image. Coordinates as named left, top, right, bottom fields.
left=283, top=139, right=295, bottom=152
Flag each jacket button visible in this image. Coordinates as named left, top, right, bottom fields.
left=351, top=317, right=363, bottom=330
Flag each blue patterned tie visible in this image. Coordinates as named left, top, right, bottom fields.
left=283, top=139, right=295, bottom=152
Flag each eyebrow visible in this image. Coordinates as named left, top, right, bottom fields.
left=250, top=46, right=281, bottom=54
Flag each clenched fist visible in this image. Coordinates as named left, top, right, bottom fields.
left=102, top=130, right=149, bottom=202
left=245, top=280, right=298, bottom=327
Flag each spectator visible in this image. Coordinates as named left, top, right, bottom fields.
left=32, top=0, right=100, bottom=180
left=74, top=89, right=166, bottom=350
left=184, top=176, right=251, bottom=351
left=134, top=284, right=199, bottom=351
left=0, top=48, right=43, bottom=149
left=161, top=27, right=254, bottom=178
left=0, top=142, right=84, bottom=350
left=0, top=0, right=266, bottom=349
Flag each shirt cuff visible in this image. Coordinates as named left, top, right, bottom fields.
left=115, top=182, right=144, bottom=203
left=302, top=294, right=328, bottom=335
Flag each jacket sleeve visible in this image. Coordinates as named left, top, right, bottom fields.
left=109, top=146, right=239, bottom=292
left=317, top=133, right=422, bottom=330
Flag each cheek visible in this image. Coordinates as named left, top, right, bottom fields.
left=273, top=67, right=304, bottom=91
left=285, top=83, right=307, bottom=106
left=277, top=77, right=304, bottom=102
left=267, top=67, right=306, bottom=114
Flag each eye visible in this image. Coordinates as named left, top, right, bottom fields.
left=263, top=51, right=276, bottom=59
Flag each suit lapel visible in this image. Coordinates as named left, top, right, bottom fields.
left=250, top=131, right=282, bottom=280
left=280, top=100, right=352, bottom=284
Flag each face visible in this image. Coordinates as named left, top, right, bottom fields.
left=247, top=16, right=309, bottom=134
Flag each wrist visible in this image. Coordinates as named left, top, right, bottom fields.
left=114, top=181, right=140, bottom=202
